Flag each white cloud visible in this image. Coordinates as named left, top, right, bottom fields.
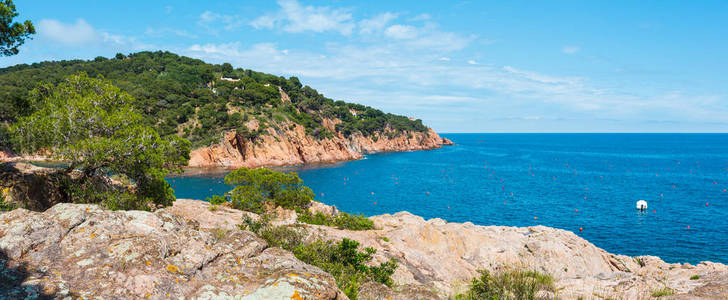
left=439, top=57, right=451, bottom=61
left=184, top=40, right=728, bottom=131
left=562, top=45, right=580, bottom=54
left=359, top=12, right=398, bottom=34
left=250, top=0, right=355, bottom=35
left=36, top=18, right=151, bottom=50
left=198, top=11, right=244, bottom=33
left=409, top=13, right=431, bottom=21
left=145, top=27, right=197, bottom=38
left=467, top=60, right=477, bottom=65
left=38, top=19, right=98, bottom=45
left=384, top=25, right=418, bottom=39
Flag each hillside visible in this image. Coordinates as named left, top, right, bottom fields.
left=0, top=51, right=451, bottom=167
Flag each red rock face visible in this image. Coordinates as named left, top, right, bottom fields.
left=189, top=122, right=452, bottom=168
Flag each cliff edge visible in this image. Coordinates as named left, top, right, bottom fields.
left=189, top=123, right=454, bottom=168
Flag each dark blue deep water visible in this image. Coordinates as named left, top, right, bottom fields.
left=169, top=134, right=728, bottom=264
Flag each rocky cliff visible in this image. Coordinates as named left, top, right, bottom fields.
left=3, top=199, right=726, bottom=299
left=189, top=119, right=453, bottom=168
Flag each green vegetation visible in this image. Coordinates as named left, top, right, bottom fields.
left=690, top=275, right=700, bottom=280
left=455, top=269, right=555, bottom=300
left=239, top=216, right=396, bottom=300
left=298, top=210, right=374, bottom=230
left=214, top=167, right=373, bottom=230
left=221, top=167, right=314, bottom=214
left=651, top=287, right=674, bottom=297
left=0, top=185, right=12, bottom=211
left=9, top=73, right=190, bottom=210
left=0, top=0, right=35, bottom=56
left=0, top=51, right=428, bottom=149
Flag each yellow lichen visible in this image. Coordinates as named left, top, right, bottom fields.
left=89, top=233, right=96, bottom=239
left=166, top=264, right=179, bottom=273
left=290, top=290, right=303, bottom=300
left=145, top=261, right=151, bottom=266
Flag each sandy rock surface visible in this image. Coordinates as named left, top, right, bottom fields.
left=0, top=203, right=344, bottom=299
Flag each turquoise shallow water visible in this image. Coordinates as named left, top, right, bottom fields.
left=169, top=134, right=728, bottom=264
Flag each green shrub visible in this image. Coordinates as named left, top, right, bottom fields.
left=292, top=238, right=397, bottom=299
left=207, top=194, right=226, bottom=205
left=225, top=167, right=313, bottom=213
left=651, top=287, right=674, bottom=297
left=298, top=211, right=374, bottom=230
left=456, top=269, right=555, bottom=300
left=239, top=214, right=395, bottom=300
left=690, top=275, right=700, bottom=280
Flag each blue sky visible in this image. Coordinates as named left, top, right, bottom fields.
left=4, top=1, right=728, bottom=132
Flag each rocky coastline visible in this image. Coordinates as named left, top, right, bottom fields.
left=1, top=126, right=454, bottom=170
left=1, top=199, right=726, bottom=299
left=188, top=123, right=454, bottom=169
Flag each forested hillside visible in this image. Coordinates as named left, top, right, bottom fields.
left=0, top=51, right=428, bottom=148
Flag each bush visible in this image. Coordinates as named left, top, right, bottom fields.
left=292, top=238, right=397, bottom=299
left=239, top=215, right=396, bottom=300
left=690, top=275, right=700, bottom=280
left=223, top=167, right=314, bottom=213
left=651, top=287, right=674, bottom=297
left=456, top=269, right=555, bottom=300
left=298, top=211, right=374, bottom=230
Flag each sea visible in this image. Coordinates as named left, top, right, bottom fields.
left=168, top=134, right=728, bottom=264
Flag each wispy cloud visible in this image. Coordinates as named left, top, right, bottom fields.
left=37, top=19, right=151, bottom=50
left=145, top=27, right=197, bottom=39
left=384, top=25, right=418, bottom=39
left=198, top=11, right=245, bottom=34
left=562, top=45, right=580, bottom=54
left=37, top=19, right=99, bottom=45
left=359, top=12, right=398, bottom=34
left=408, top=13, right=432, bottom=21
left=250, top=0, right=355, bottom=35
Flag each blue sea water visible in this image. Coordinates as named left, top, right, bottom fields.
left=169, top=134, right=728, bottom=264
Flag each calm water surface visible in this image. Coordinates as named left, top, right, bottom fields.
left=169, top=134, right=728, bottom=264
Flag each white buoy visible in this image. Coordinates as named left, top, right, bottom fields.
left=636, top=200, right=648, bottom=210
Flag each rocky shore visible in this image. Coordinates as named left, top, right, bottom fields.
left=2, top=199, right=726, bottom=299
left=188, top=123, right=454, bottom=168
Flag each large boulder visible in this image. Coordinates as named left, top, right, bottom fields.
left=305, top=211, right=728, bottom=299
left=0, top=203, right=344, bottom=299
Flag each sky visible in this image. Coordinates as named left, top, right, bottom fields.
left=4, top=0, right=728, bottom=133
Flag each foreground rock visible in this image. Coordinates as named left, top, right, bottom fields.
left=311, top=212, right=728, bottom=299
left=165, top=200, right=728, bottom=299
left=3, top=199, right=726, bottom=299
left=0, top=203, right=343, bottom=299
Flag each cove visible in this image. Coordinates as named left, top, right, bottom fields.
left=168, top=133, right=728, bottom=264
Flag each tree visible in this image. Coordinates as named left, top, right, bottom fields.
left=0, top=0, right=35, bottom=56
left=223, top=167, right=314, bottom=213
left=10, top=73, right=190, bottom=209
